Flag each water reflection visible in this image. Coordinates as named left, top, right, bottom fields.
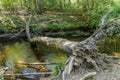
left=0, top=35, right=119, bottom=79
left=0, top=41, right=67, bottom=79
left=0, top=42, right=42, bottom=79
left=3, top=42, right=37, bottom=69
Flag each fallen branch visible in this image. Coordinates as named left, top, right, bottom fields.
left=1, top=72, right=52, bottom=77
left=99, top=9, right=113, bottom=26
left=10, top=29, right=25, bottom=39
left=80, top=72, right=97, bottom=80
left=0, top=34, right=14, bottom=38
left=0, top=33, right=25, bottom=39
left=17, top=62, right=64, bottom=65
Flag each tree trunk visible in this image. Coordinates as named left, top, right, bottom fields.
left=30, top=10, right=120, bottom=75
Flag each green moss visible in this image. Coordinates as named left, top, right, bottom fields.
left=99, top=34, right=120, bottom=54
left=52, top=63, right=64, bottom=75
left=3, top=42, right=37, bottom=69
left=48, top=52, right=67, bottom=75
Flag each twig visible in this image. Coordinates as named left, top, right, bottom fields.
left=17, top=62, right=64, bottom=65
left=2, top=72, right=52, bottom=77
left=91, top=10, right=113, bottom=37
left=10, top=29, right=25, bottom=39
left=105, top=16, right=120, bottom=25
left=0, top=34, right=13, bottom=38
left=99, top=9, right=113, bottom=26
left=80, top=72, right=97, bottom=80
left=85, top=11, right=120, bottom=42
left=91, top=10, right=113, bottom=38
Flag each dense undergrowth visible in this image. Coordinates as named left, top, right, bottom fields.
left=0, top=0, right=120, bottom=34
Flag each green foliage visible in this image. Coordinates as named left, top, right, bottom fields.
left=3, top=42, right=37, bottom=69
left=0, top=77, right=4, bottom=80
left=107, top=18, right=120, bottom=37
left=0, top=0, right=120, bottom=30
left=30, top=21, right=74, bottom=32
left=107, top=26, right=120, bottom=37
left=52, top=63, right=64, bottom=75
left=0, top=0, right=20, bottom=10
left=47, top=22, right=73, bottom=29
left=99, top=34, right=120, bottom=54
left=46, top=52, right=67, bottom=75
left=0, top=0, right=119, bottom=15
left=0, top=15, right=24, bottom=32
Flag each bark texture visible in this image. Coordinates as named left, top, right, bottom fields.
left=31, top=10, right=120, bottom=75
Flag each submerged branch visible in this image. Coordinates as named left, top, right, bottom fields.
left=1, top=72, right=52, bottom=77
left=17, top=62, right=64, bottom=65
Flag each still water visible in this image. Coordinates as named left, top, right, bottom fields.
left=0, top=41, right=67, bottom=79
left=0, top=35, right=120, bottom=79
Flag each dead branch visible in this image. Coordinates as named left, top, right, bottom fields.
left=1, top=72, right=52, bottom=77
left=80, top=72, right=96, bottom=80
left=10, top=29, right=25, bottom=39
left=99, top=9, right=113, bottom=26
left=0, top=33, right=27, bottom=43
left=85, top=10, right=118, bottom=43
left=24, top=16, right=31, bottom=41
left=17, top=62, right=64, bottom=65
left=0, top=34, right=14, bottom=38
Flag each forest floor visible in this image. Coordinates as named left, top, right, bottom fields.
left=40, top=61, right=120, bottom=80
left=0, top=12, right=93, bottom=38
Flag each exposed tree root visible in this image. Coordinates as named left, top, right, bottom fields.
left=0, top=10, right=119, bottom=80
left=30, top=10, right=120, bottom=80
left=80, top=72, right=96, bottom=80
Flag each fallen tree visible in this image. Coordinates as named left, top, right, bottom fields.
left=30, top=10, right=120, bottom=77
left=0, top=10, right=119, bottom=80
